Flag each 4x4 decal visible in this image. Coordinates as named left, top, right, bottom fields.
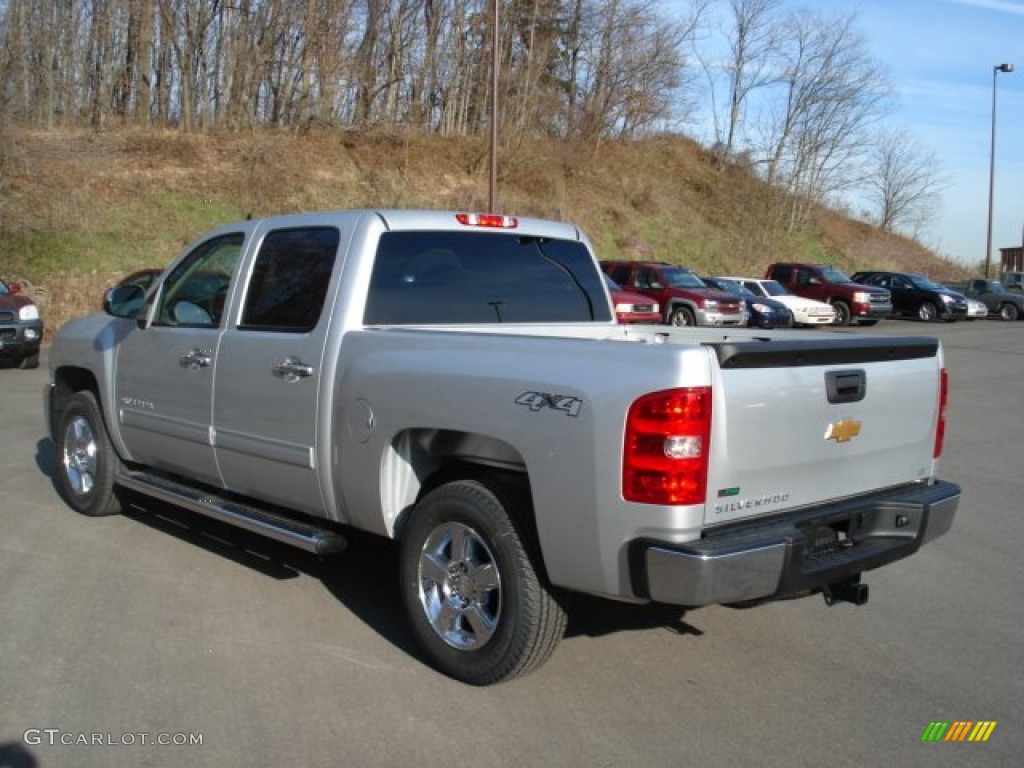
left=515, top=391, right=583, bottom=418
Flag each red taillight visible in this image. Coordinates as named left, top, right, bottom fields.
left=455, top=212, right=518, bottom=229
left=623, top=387, right=712, bottom=505
left=934, top=368, right=948, bottom=459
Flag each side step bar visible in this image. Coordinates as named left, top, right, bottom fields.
left=117, top=470, right=347, bottom=556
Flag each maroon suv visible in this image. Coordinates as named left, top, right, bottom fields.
left=0, top=279, right=43, bottom=369
left=601, top=261, right=746, bottom=327
left=765, top=262, right=892, bottom=326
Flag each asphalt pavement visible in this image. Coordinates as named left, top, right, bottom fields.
left=1, top=318, right=1021, bottom=768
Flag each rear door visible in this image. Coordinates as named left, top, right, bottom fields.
left=212, top=225, right=344, bottom=515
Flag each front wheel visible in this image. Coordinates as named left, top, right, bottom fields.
left=917, top=301, right=938, bottom=322
left=668, top=306, right=696, bottom=327
left=999, top=303, right=1020, bottom=321
left=54, top=391, right=123, bottom=517
left=399, top=477, right=566, bottom=685
left=830, top=300, right=852, bottom=326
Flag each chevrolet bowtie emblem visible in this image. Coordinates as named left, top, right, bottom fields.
left=825, top=419, right=862, bottom=443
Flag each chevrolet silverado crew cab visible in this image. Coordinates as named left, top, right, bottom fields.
left=766, top=262, right=892, bottom=326
left=46, top=210, right=959, bottom=685
left=601, top=260, right=746, bottom=327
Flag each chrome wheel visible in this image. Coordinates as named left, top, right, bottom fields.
left=54, top=391, right=122, bottom=516
left=62, top=415, right=99, bottom=498
left=918, top=301, right=937, bottom=322
left=417, top=521, right=501, bottom=650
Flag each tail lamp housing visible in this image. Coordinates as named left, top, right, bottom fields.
left=933, top=368, right=948, bottom=459
left=623, top=387, right=712, bottom=505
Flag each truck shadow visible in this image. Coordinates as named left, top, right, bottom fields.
left=36, top=436, right=706, bottom=662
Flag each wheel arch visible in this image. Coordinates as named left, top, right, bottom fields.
left=385, top=428, right=531, bottom=540
left=48, top=366, right=101, bottom=442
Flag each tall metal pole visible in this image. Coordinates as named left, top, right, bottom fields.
left=985, top=63, right=1014, bottom=279
left=489, top=0, right=500, bottom=212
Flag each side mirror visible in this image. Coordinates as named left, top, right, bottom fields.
left=649, top=281, right=664, bottom=290
left=808, top=276, right=822, bottom=286
left=103, top=284, right=146, bottom=319
left=7, top=281, right=21, bottom=294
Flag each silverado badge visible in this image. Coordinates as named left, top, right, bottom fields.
left=825, top=418, right=861, bottom=443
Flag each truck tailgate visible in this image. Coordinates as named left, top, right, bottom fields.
left=702, top=337, right=942, bottom=527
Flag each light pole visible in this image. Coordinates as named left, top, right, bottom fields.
left=985, top=62, right=1014, bottom=279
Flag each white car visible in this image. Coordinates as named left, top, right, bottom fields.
left=723, top=277, right=836, bottom=326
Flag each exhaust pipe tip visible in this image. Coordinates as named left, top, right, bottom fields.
left=822, top=576, right=869, bottom=606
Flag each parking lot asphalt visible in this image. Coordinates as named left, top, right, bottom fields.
left=1, top=318, right=1021, bottom=768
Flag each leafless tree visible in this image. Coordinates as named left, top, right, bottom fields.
left=867, top=127, right=946, bottom=235
left=757, top=9, right=890, bottom=230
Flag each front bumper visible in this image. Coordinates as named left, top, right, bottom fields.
left=0, top=320, right=43, bottom=359
left=631, top=479, right=959, bottom=606
left=696, top=309, right=748, bottom=327
left=852, top=301, right=893, bottom=319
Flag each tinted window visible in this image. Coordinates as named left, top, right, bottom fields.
left=241, top=227, right=340, bottom=332
left=155, top=233, right=245, bottom=327
left=364, top=231, right=611, bottom=324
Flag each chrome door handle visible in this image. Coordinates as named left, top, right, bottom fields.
left=179, top=349, right=212, bottom=369
left=273, top=356, right=314, bottom=382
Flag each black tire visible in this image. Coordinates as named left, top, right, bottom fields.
left=999, top=303, right=1020, bottom=321
left=830, top=300, right=852, bottom=326
left=668, top=306, right=696, bottom=327
left=917, top=301, right=938, bottom=322
left=54, top=391, right=123, bottom=517
left=399, top=477, right=566, bottom=685
left=18, top=351, right=40, bottom=369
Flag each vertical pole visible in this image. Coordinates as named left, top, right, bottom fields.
left=489, top=0, right=500, bottom=212
left=984, top=67, right=999, bottom=280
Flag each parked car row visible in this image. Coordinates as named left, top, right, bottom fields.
left=600, top=259, right=1024, bottom=328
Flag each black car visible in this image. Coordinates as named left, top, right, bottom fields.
left=704, top=276, right=793, bottom=329
left=850, top=271, right=968, bottom=322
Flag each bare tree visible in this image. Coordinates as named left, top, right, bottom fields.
left=757, top=10, right=890, bottom=230
left=716, top=0, right=780, bottom=159
left=867, top=127, right=946, bottom=235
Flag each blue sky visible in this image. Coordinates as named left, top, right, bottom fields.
left=676, top=0, right=1024, bottom=268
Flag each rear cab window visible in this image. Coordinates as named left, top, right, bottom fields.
left=363, top=231, right=611, bottom=324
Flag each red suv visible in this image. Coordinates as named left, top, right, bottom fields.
left=765, top=262, right=892, bottom=326
left=0, top=279, right=43, bottom=369
left=601, top=261, right=746, bottom=327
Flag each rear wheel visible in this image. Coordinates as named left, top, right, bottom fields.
left=830, top=300, right=852, bottom=326
left=399, top=477, right=566, bottom=685
left=54, top=391, right=123, bottom=517
left=668, top=306, right=696, bottom=327
left=917, top=301, right=938, bottom=322
left=999, top=303, right=1020, bottom=321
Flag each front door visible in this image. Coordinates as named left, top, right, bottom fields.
left=116, top=233, right=246, bottom=485
left=213, top=226, right=342, bottom=516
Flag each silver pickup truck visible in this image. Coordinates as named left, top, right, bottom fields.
left=45, top=209, right=960, bottom=684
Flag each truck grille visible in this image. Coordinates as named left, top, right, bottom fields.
left=0, top=311, right=15, bottom=322
left=869, top=293, right=890, bottom=305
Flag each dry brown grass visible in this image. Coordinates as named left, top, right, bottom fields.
left=0, top=126, right=969, bottom=342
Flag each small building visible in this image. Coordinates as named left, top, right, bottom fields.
left=1000, top=245, right=1023, bottom=273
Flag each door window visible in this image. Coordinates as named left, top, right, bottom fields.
left=154, top=234, right=245, bottom=327
left=240, top=227, right=341, bottom=333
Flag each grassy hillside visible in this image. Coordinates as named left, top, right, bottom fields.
left=0, top=126, right=968, bottom=338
